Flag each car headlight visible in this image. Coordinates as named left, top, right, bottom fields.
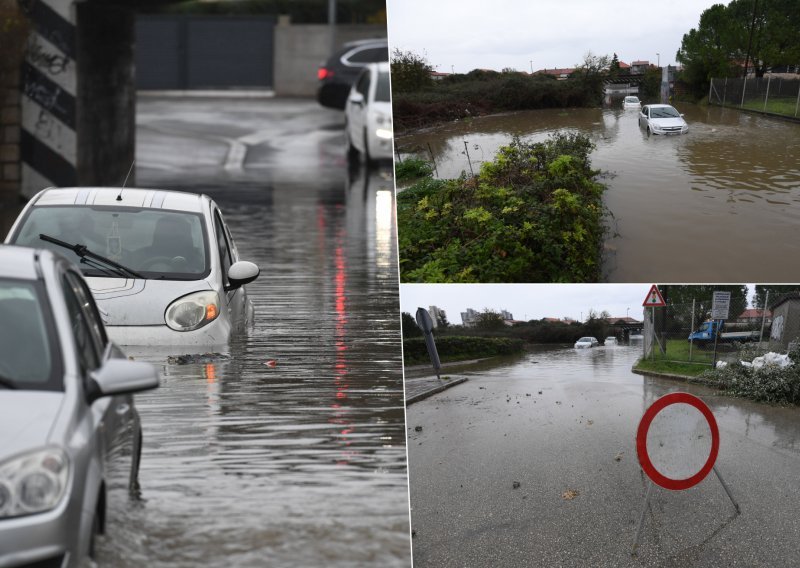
left=165, top=290, right=220, bottom=331
left=0, top=448, right=70, bottom=519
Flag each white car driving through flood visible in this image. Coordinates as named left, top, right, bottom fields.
left=574, top=337, right=600, bottom=349
left=5, top=187, right=260, bottom=347
left=638, top=104, right=689, bottom=135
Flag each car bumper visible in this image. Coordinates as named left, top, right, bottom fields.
left=368, top=133, right=393, bottom=160
left=0, top=497, right=85, bottom=568
left=317, top=83, right=350, bottom=110
left=106, top=314, right=233, bottom=348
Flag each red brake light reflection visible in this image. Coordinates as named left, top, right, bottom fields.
left=318, top=68, right=333, bottom=80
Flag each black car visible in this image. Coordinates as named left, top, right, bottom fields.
left=317, top=38, right=388, bottom=110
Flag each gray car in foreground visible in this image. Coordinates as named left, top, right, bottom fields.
left=0, top=246, right=159, bottom=568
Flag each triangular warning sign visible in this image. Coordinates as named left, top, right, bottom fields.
left=642, top=284, right=666, bottom=307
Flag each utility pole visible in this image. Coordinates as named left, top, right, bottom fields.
left=743, top=0, right=759, bottom=78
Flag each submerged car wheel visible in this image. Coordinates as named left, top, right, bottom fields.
left=646, top=126, right=652, bottom=136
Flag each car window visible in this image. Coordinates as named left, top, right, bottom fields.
left=355, top=70, right=371, bottom=99
left=375, top=71, right=391, bottom=103
left=0, top=279, right=60, bottom=389
left=10, top=206, right=210, bottom=281
left=214, top=210, right=232, bottom=284
left=61, top=273, right=100, bottom=373
left=345, top=46, right=388, bottom=64
left=65, top=270, right=107, bottom=353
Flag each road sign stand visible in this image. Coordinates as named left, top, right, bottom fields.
left=631, top=392, right=741, bottom=556
left=713, top=465, right=741, bottom=514
left=631, top=468, right=741, bottom=555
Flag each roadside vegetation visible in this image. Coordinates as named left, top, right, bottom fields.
left=697, top=346, right=800, bottom=405
left=391, top=50, right=611, bottom=132
left=401, top=309, right=617, bottom=365
left=397, top=132, right=607, bottom=282
left=395, top=157, right=433, bottom=181
left=676, top=0, right=800, bottom=100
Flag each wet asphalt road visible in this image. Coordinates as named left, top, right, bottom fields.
left=93, top=96, right=410, bottom=567
left=406, top=345, right=800, bottom=567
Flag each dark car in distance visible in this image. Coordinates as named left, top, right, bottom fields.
left=317, top=38, right=388, bottom=110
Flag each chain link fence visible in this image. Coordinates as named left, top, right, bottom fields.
left=642, top=293, right=772, bottom=368
left=709, top=76, right=800, bottom=118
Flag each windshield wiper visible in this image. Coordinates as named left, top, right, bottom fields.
left=0, top=375, right=17, bottom=390
left=39, top=234, right=144, bottom=279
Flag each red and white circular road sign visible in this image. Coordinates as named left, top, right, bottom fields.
left=636, top=392, right=720, bottom=491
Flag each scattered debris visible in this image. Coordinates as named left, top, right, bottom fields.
left=414, top=425, right=423, bottom=432
left=555, top=401, right=562, bottom=405
left=562, top=489, right=580, bottom=500
left=412, top=529, right=416, bottom=537
left=587, top=420, right=594, bottom=426
left=264, top=359, right=278, bottom=367
left=526, top=393, right=531, bottom=397
left=538, top=391, right=542, bottom=395
left=614, top=452, right=624, bottom=462
left=167, top=352, right=230, bottom=365
left=512, top=481, right=521, bottom=489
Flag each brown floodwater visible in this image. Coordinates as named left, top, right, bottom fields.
left=396, top=104, right=800, bottom=282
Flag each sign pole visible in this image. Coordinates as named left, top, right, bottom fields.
left=713, top=466, right=740, bottom=513
left=632, top=480, right=653, bottom=555
left=712, top=319, right=720, bottom=369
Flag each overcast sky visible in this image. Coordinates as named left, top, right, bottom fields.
left=400, top=284, right=654, bottom=323
left=387, top=0, right=721, bottom=73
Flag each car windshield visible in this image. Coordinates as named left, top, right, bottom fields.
left=11, top=206, right=209, bottom=280
left=650, top=106, right=680, bottom=118
left=625, top=97, right=638, bottom=102
left=375, top=71, right=391, bottom=102
left=0, top=279, right=59, bottom=390
left=578, top=337, right=593, bottom=342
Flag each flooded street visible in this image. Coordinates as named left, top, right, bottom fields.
left=396, top=105, right=800, bottom=282
left=94, top=97, right=410, bottom=566
left=406, top=344, right=800, bottom=567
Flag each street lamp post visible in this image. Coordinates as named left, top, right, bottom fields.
left=530, top=60, right=533, bottom=73
left=656, top=53, right=660, bottom=68
left=451, top=65, right=455, bottom=75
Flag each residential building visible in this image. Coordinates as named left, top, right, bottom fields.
left=428, top=305, right=447, bottom=328
left=461, top=308, right=479, bottom=327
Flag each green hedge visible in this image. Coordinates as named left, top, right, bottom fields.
left=398, top=133, right=606, bottom=282
left=403, top=335, right=524, bottom=365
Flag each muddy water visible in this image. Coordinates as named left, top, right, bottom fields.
left=396, top=105, right=800, bottom=282
left=94, top=168, right=410, bottom=566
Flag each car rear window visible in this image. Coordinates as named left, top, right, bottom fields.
left=346, top=46, right=388, bottom=64
left=10, top=206, right=210, bottom=281
left=0, top=279, right=61, bottom=390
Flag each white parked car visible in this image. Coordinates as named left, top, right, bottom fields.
left=622, top=96, right=641, bottom=108
left=344, top=61, right=392, bottom=166
left=574, top=337, right=600, bottom=349
left=5, top=187, right=259, bottom=347
left=638, top=104, right=689, bottom=135
left=0, top=246, right=159, bottom=566
left=605, top=336, right=618, bottom=346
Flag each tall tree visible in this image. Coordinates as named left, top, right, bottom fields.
left=401, top=311, right=422, bottom=339
left=753, top=285, right=800, bottom=309
left=390, top=49, right=434, bottom=93
left=474, top=309, right=506, bottom=331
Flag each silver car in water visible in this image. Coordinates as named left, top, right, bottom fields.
left=5, top=187, right=260, bottom=348
left=0, top=246, right=159, bottom=567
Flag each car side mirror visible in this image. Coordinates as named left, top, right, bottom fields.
left=86, top=359, right=159, bottom=404
left=349, top=92, right=365, bottom=106
left=226, top=260, right=259, bottom=291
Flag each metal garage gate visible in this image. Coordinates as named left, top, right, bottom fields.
left=136, top=15, right=275, bottom=89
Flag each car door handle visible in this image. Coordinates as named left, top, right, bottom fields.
left=116, top=403, right=130, bottom=416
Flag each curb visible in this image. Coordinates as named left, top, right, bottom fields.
left=137, top=90, right=277, bottom=99
left=406, top=377, right=468, bottom=405
left=631, top=367, right=717, bottom=387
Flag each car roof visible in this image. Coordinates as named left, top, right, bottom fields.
left=30, top=187, right=207, bottom=213
left=648, top=104, right=674, bottom=108
left=0, top=245, right=50, bottom=280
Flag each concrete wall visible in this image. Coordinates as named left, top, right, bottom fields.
left=769, top=296, right=800, bottom=351
left=274, top=23, right=386, bottom=97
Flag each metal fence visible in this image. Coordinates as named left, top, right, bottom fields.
left=709, top=76, right=800, bottom=118
left=642, top=293, right=772, bottom=368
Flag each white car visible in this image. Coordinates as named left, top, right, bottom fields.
left=0, top=246, right=159, bottom=566
left=605, top=336, right=618, bottom=346
left=574, top=337, right=600, bottom=349
left=5, top=187, right=259, bottom=347
left=622, top=96, right=641, bottom=108
left=638, top=104, right=688, bottom=135
left=344, top=61, right=393, bottom=166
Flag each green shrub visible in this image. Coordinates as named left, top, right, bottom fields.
left=398, top=133, right=606, bottom=282
left=395, top=157, right=434, bottom=181
left=403, top=335, right=524, bottom=365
